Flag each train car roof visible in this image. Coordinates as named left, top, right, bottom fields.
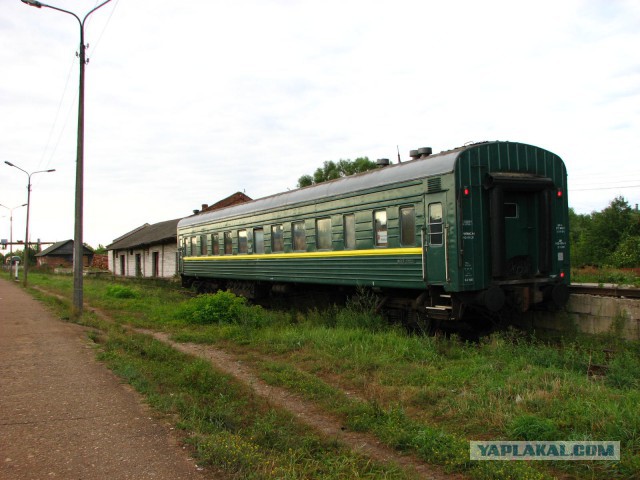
left=178, top=141, right=492, bottom=228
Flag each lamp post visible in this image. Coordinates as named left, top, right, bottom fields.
left=21, top=0, right=112, bottom=316
left=4, top=162, right=55, bottom=286
left=0, top=203, right=27, bottom=273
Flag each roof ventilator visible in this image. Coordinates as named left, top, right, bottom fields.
left=376, top=158, right=390, bottom=167
left=410, top=147, right=433, bottom=160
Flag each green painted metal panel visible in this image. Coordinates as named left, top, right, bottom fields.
left=454, top=142, right=570, bottom=290
left=183, top=252, right=425, bottom=289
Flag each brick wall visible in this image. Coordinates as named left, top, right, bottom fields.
left=92, top=254, right=108, bottom=270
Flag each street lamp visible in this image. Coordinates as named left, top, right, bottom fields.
left=0, top=203, right=27, bottom=273
left=21, top=0, right=112, bottom=317
left=4, top=162, right=55, bottom=286
left=0, top=202, right=27, bottom=255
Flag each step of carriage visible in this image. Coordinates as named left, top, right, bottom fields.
left=425, top=305, right=453, bottom=320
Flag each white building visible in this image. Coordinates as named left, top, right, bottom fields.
left=106, top=218, right=180, bottom=278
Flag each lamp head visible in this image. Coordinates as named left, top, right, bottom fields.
left=4, top=161, right=15, bottom=167
left=21, top=0, right=43, bottom=8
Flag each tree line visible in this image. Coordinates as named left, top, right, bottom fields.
left=297, top=157, right=379, bottom=187
left=570, top=196, right=640, bottom=268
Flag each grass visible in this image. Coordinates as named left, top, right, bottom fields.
left=22, top=272, right=640, bottom=479
left=572, top=267, right=640, bottom=287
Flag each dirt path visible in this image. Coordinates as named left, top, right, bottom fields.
left=144, top=330, right=450, bottom=479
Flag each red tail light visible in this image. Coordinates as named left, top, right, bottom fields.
left=557, top=188, right=563, bottom=198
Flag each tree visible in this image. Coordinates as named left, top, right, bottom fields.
left=297, top=157, right=379, bottom=188
left=93, top=244, right=107, bottom=254
left=571, top=196, right=640, bottom=267
left=569, top=208, right=590, bottom=267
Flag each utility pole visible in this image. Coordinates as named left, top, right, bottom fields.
left=22, top=0, right=113, bottom=315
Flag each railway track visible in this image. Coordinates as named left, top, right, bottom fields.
left=570, top=283, right=640, bottom=299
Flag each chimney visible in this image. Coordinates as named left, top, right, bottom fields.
left=201, top=204, right=209, bottom=211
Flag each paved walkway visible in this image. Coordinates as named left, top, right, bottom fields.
left=0, top=278, right=209, bottom=479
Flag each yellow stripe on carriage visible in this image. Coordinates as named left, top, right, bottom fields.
left=184, top=247, right=422, bottom=261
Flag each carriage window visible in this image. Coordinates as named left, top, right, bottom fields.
left=400, top=206, right=416, bottom=246
left=271, top=224, right=284, bottom=252
left=190, top=236, right=197, bottom=256
left=344, top=214, right=356, bottom=250
left=374, top=210, right=388, bottom=247
left=238, top=230, right=248, bottom=253
left=316, top=218, right=332, bottom=250
left=211, top=233, right=219, bottom=255
left=224, top=231, right=233, bottom=254
left=505, top=203, right=518, bottom=219
left=428, top=203, right=443, bottom=245
left=254, top=228, right=264, bottom=254
left=200, top=235, right=208, bottom=256
left=292, top=221, right=306, bottom=251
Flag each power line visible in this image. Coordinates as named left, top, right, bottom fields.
left=35, top=0, right=119, bottom=172
left=39, top=56, right=77, bottom=171
left=86, top=0, right=120, bottom=57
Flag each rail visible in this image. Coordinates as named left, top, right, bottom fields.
left=569, top=283, right=640, bottom=299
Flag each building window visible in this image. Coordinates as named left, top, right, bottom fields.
left=292, top=221, right=306, bottom=251
left=238, top=229, right=248, bottom=254
left=271, top=224, right=284, bottom=252
left=224, top=231, right=233, bottom=254
left=254, top=228, right=264, bottom=254
left=211, top=233, right=219, bottom=255
left=316, top=218, right=332, bottom=250
left=200, top=234, right=208, bottom=256
left=374, top=210, right=388, bottom=247
left=400, top=206, right=416, bottom=246
left=428, top=203, right=443, bottom=245
left=344, top=214, right=355, bottom=250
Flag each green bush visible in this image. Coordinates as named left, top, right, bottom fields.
left=105, top=284, right=139, bottom=299
left=175, top=290, right=266, bottom=327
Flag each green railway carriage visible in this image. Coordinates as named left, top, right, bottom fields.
left=178, top=141, right=570, bottom=325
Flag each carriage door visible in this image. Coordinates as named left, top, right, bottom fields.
left=424, top=196, right=448, bottom=284
left=503, top=191, right=537, bottom=278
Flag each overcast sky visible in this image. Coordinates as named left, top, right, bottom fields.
left=1, top=0, right=639, bottom=248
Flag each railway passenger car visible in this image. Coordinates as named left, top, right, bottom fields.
left=177, top=141, right=570, bottom=329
